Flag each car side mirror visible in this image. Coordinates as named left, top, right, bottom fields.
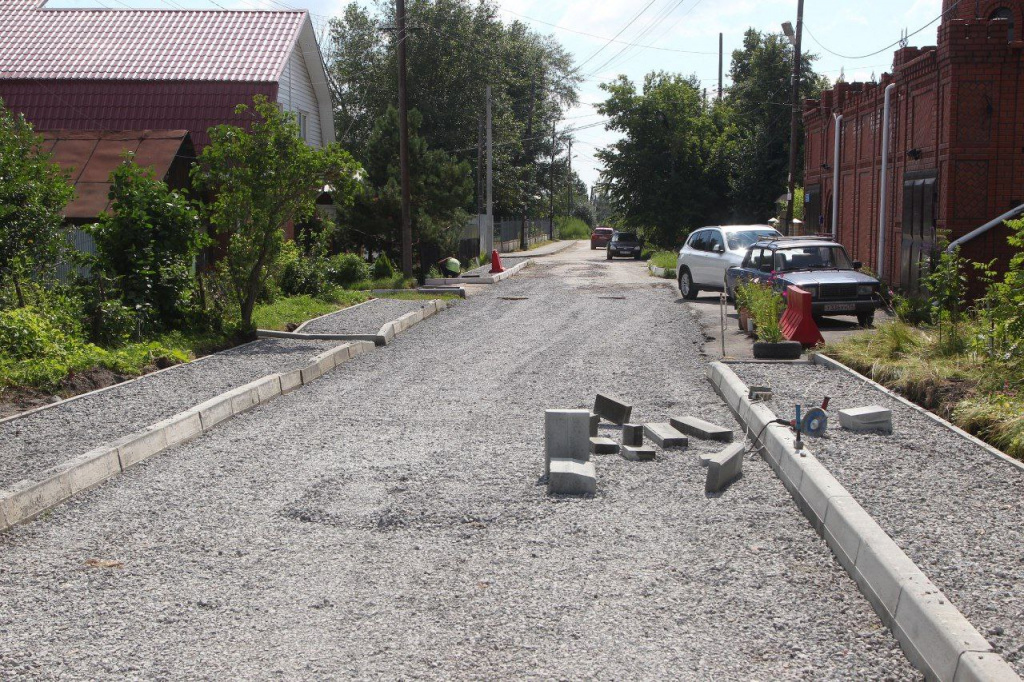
left=853, top=260, right=863, bottom=270
left=715, top=245, right=725, bottom=254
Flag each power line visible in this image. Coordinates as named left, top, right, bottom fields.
left=803, top=0, right=959, bottom=61
left=572, top=0, right=662, bottom=75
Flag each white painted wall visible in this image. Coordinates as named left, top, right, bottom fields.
left=277, top=45, right=323, bottom=148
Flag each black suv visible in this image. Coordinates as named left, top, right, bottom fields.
left=724, top=236, right=881, bottom=327
left=607, top=232, right=642, bottom=260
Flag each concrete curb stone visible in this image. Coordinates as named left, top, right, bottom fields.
left=671, top=415, right=734, bottom=442
left=643, top=423, right=687, bottom=448
left=547, top=458, right=597, bottom=496
left=620, top=445, right=656, bottom=462
left=705, top=443, right=744, bottom=493
left=706, top=360, right=1020, bottom=682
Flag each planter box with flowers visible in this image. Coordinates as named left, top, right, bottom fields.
left=735, top=279, right=802, bottom=359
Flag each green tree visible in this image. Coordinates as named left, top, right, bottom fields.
left=724, top=29, right=829, bottom=222
left=0, top=101, right=74, bottom=307
left=192, top=96, right=363, bottom=331
left=596, top=72, right=730, bottom=247
left=87, top=157, right=207, bottom=329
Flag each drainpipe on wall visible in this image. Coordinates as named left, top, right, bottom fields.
left=832, top=113, right=843, bottom=240
left=877, top=83, right=896, bottom=278
left=947, top=203, right=1024, bottom=252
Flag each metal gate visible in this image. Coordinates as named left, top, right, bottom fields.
left=900, top=171, right=937, bottom=291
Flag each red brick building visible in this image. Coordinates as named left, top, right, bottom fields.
left=802, top=0, right=1024, bottom=291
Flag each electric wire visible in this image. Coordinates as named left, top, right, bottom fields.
left=803, top=0, right=960, bottom=61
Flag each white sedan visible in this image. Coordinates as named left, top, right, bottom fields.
left=676, top=224, right=781, bottom=299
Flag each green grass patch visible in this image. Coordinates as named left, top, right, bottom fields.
left=252, top=292, right=371, bottom=332
left=649, top=250, right=677, bottom=270
left=554, top=216, right=591, bottom=240
left=346, top=274, right=416, bottom=291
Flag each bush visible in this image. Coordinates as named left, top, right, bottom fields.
left=0, top=306, right=76, bottom=360
left=371, top=253, right=396, bottom=280
left=328, top=253, right=370, bottom=287
left=84, top=298, right=138, bottom=347
left=739, top=281, right=785, bottom=343
left=555, top=217, right=591, bottom=240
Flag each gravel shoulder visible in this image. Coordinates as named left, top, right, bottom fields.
left=0, top=248, right=918, bottom=679
left=299, top=298, right=431, bottom=335
left=730, top=360, right=1024, bottom=674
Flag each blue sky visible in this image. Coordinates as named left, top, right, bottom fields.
left=50, top=0, right=945, bottom=188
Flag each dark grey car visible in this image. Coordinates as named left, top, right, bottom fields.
left=607, top=232, right=642, bottom=260
left=725, top=237, right=881, bottom=327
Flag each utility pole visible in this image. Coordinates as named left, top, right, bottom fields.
left=718, top=32, right=723, bottom=100
left=549, top=121, right=556, bottom=239
left=521, top=73, right=536, bottom=251
left=395, top=0, right=413, bottom=276
left=477, top=113, right=484, bottom=254
left=566, top=138, right=573, bottom=219
left=485, top=85, right=493, bottom=256
left=783, top=0, right=805, bottom=236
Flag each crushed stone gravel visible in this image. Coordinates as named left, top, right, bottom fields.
left=0, top=338, right=339, bottom=490
left=299, top=298, right=431, bottom=335
left=731, top=360, right=1024, bottom=675
left=0, top=251, right=919, bottom=679
left=461, top=256, right=528, bottom=277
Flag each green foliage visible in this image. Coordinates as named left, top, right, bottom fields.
left=251, top=292, right=371, bottom=331
left=954, top=394, right=1024, bottom=460
left=82, top=297, right=138, bottom=347
left=572, top=202, right=596, bottom=228
left=554, top=217, right=590, bottom=240
left=739, top=281, right=785, bottom=342
left=86, top=157, right=207, bottom=330
left=192, top=95, right=363, bottom=331
left=329, top=253, right=371, bottom=287
left=0, top=100, right=75, bottom=305
left=892, top=292, right=932, bottom=326
left=371, top=253, right=396, bottom=280
left=649, top=251, right=677, bottom=270
left=0, top=306, right=75, bottom=361
left=921, top=233, right=968, bottom=354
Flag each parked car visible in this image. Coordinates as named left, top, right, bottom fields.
left=724, top=236, right=881, bottom=327
left=607, top=232, right=642, bottom=260
left=676, top=225, right=781, bottom=299
left=591, top=226, right=613, bottom=249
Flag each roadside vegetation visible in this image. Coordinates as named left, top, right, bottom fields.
left=823, top=228, right=1024, bottom=460
left=554, top=217, right=591, bottom=240
left=648, top=251, right=677, bottom=270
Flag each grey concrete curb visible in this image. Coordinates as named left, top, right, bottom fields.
left=424, top=259, right=531, bottom=286
left=375, top=299, right=453, bottom=342
left=706, top=360, right=1020, bottom=682
left=255, top=328, right=383, bottom=345
left=647, top=263, right=675, bottom=279
left=292, top=298, right=376, bottom=333
left=811, top=353, right=1024, bottom=474
left=0, top=340, right=375, bottom=534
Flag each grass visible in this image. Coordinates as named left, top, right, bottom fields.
left=822, top=320, right=1024, bottom=460
left=527, top=239, right=555, bottom=251
left=554, top=217, right=591, bottom=240
left=252, top=292, right=371, bottom=331
left=347, top=274, right=416, bottom=291
left=649, top=250, right=678, bottom=270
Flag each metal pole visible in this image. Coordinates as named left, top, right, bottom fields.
left=395, top=0, right=413, bottom=277
left=784, top=0, right=805, bottom=236
left=831, top=113, right=842, bottom=240
left=566, top=139, right=572, bottom=219
left=718, top=32, right=723, bottom=100
left=521, top=74, right=536, bottom=251
left=877, top=83, right=896, bottom=278
left=477, top=113, right=484, bottom=258
left=485, top=85, right=493, bottom=256
left=549, top=122, right=556, bottom=239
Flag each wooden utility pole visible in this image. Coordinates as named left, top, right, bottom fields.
left=521, top=74, right=536, bottom=251
left=549, top=121, right=556, bottom=239
left=718, top=33, right=723, bottom=100
left=477, top=113, right=484, bottom=253
left=485, top=85, right=493, bottom=256
left=566, top=139, right=573, bottom=218
left=784, top=0, right=805, bottom=236
left=395, top=0, right=413, bottom=276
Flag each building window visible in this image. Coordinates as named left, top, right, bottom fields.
left=297, top=111, right=309, bottom=141
left=991, top=7, right=1014, bottom=41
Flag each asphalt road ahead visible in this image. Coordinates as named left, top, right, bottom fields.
left=0, top=243, right=917, bottom=679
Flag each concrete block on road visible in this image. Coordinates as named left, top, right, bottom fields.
left=194, top=394, right=234, bottom=430
left=158, top=410, right=204, bottom=448
left=589, top=437, right=619, bottom=455
left=705, top=443, right=744, bottom=493
left=547, top=458, right=597, bottom=496
left=670, top=415, right=734, bottom=442
left=839, top=405, right=893, bottom=432
left=545, top=409, right=591, bottom=474
left=254, top=375, right=282, bottom=403
left=620, top=445, right=656, bottom=462
left=0, top=473, right=72, bottom=528
left=65, top=445, right=122, bottom=494
left=280, top=370, right=303, bottom=395
left=593, top=393, right=633, bottom=425
left=622, top=424, right=643, bottom=446
left=589, top=412, right=599, bottom=437
left=300, top=362, right=323, bottom=385
left=953, top=651, right=1021, bottom=682
left=644, top=423, right=688, bottom=448
left=117, top=425, right=169, bottom=469
left=702, top=442, right=745, bottom=468
left=228, top=383, right=261, bottom=414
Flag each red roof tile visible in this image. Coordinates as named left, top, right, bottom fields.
left=0, top=3, right=305, bottom=81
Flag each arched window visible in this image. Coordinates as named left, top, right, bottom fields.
left=991, top=7, right=1015, bottom=41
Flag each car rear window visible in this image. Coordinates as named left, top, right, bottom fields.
left=594, top=228, right=613, bottom=235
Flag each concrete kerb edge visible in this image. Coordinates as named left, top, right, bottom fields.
left=425, top=259, right=531, bottom=286
left=292, top=297, right=377, bottom=333
left=705, top=361, right=1020, bottom=682
left=375, top=300, right=446, bottom=341
left=811, top=353, right=1024, bottom=474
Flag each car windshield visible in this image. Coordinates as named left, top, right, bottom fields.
left=726, top=229, right=780, bottom=250
left=773, top=245, right=854, bottom=271
left=614, top=233, right=638, bottom=242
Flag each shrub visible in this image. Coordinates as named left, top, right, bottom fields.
left=371, top=253, right=396, bottom=280
left=328, top=253, right=370, bottom=287
left=84, top=298, right=138, bottom=347
left=741, top=281, right=785, bottom=343
left=555, top=217, right=590, bottom=240
left=0, top=306, right=76, bottom=360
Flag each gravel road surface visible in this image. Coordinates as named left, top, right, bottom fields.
left=0, top=338, right=339, bottom=490
left=462, top=256, right=527, bottom=278
left=731, top=361, right=1024, bottom=674
left=299, top=298, right=431, bottom=335
left=0, top=245, right=918, bottom=679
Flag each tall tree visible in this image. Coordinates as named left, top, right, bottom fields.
left=596, top=73, right=731, bottom=247
left=0, top=101, right=74, bottom=307
left=724, top=29, right=828, bottom=222
left=192, top=96, right=363, bottom=331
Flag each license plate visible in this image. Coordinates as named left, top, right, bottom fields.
left=824, top=303, right=856, bottom=312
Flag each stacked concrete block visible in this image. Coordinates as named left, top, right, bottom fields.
left=705, top=443, right=744, bottom=493
left=701, top=442, right=744, bottom=468
left=544, top=409, right=591, bottom=475
left=670, top=416, right=734, bottom=443
left=643, top=423, right=688, bottom=448
left=589, top=437, right=619, bottom=455
left=620, top=445, right=656, bottom=462
left=547, top=459, right=597, bottom=496
left=593, top=394, right=633, bottom=425
left=839, top=405, right=893, bottom=432
left=622, top=424, right=643, bottom=446
left=589, top=412, right=600, bottom=437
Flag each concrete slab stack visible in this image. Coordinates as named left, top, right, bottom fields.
left=589, top=437, right=619, bottom=455
left=643, top=423, right=688, bottom=448
left=670, top=416, right=734, bottom=443
left=622, top=424, right=643, bottom=446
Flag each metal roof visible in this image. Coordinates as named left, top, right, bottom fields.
left=0, top=2, right=305, bottom=81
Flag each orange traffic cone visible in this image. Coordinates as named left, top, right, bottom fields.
left=489, top=249, right=505, bottom=274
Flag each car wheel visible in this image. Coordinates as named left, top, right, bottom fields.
left=591, top=243, right=596, bottom=250
left=606, top=250, right=612, bottom=260
left=634, top=253, right=642, bottom=260
left=678, top=268, right=698, bottom=300
left=857, top=311, right=875, bottom=328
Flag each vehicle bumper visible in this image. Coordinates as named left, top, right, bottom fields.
left=810, top=299, right=878, bottom=316
left=609, top=247, right=641, bottom=256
